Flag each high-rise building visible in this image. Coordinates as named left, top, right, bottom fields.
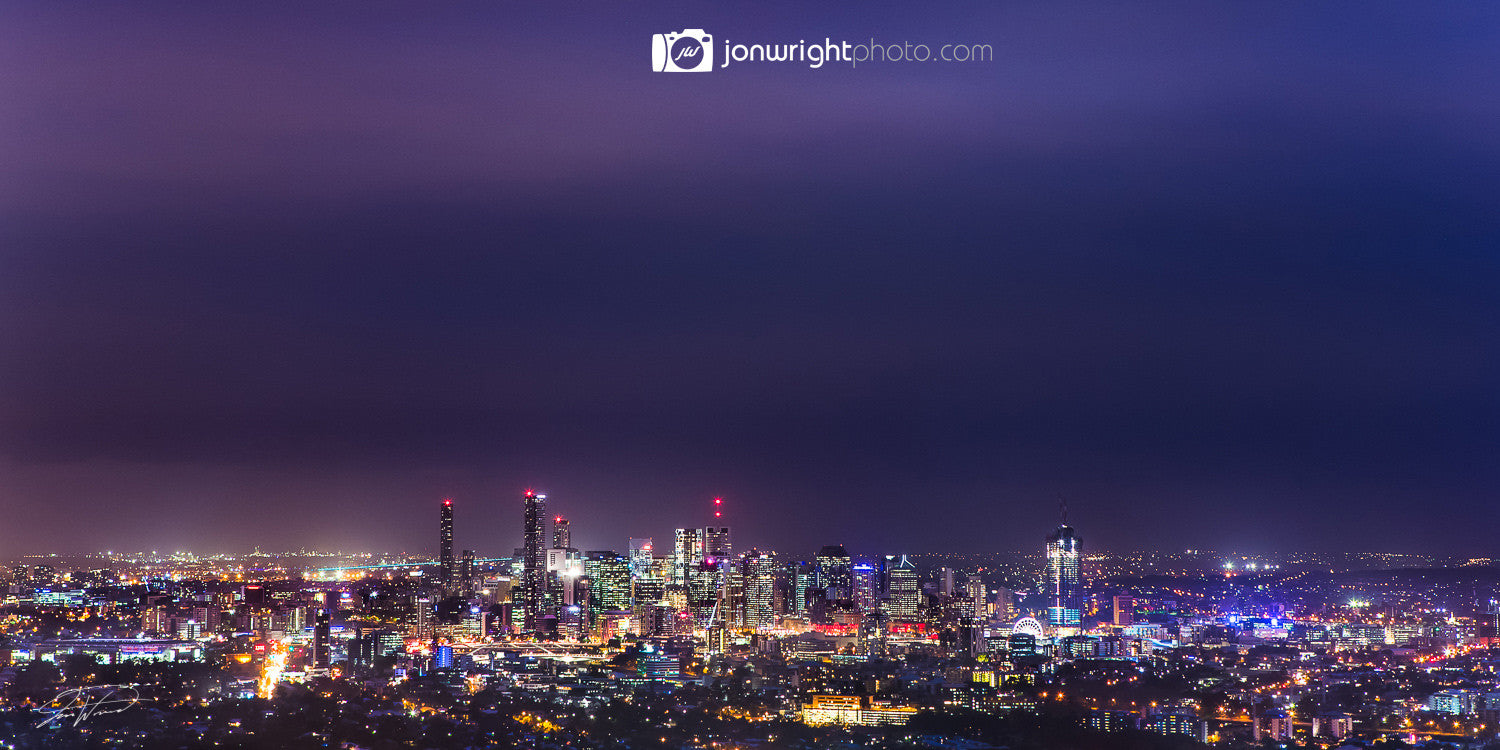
left=522, top=490, right=549, bottom=631
left=1045, top=523, right=1082, bottom=628
left=815, top=545, right=853, bottom=601
left=786, top=562, right=815, bottom=614
left=313, top=609, right=331, bottom=670
left=886, top=556, right=920, bottom=620
left=585, top=551, right=633, bottom=615
left=439, top=498, right=455, bottom=590
left=853, top=562, right=878, bottom=613
left=673, top=528, right=703, bottom=585
left=703, top=526, right=732, bottom=562
left=687, top=560, right=722, bottom=627
left=553, top=516, right=571, bottom=550
left=740, top=549, right=778, bottom=629
left=1112, top=594, right=1134, bottom=627
left=966, top=577, right=987, bottom=617
left=461, top=549, right=476, bottom=596
left=629, top=538, right=654, bottom=579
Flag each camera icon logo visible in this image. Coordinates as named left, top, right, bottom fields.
left=652, top=29, right=713, bottom=72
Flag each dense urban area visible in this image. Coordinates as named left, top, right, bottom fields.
left=4, top=494, right=1500, bottom=750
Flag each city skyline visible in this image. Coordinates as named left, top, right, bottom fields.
left=2, top=3, right=1498, bottom=557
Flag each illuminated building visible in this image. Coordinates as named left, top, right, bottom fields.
left=687, top=560, right=722, bottom=627
left=1044, top=523, right=1082, bottom=628
left=673, top=528, right=703, bottom=585
left=33, top=638, right=203, bottom=664
left=460, top=549, right=475, bottom=596
left=439, top=498, right=455, bottom=590
left=886, top=555, right=919, bottom=620
left=313, top=609, right=331, bottom=670
left=1112, top=594, right=1134, bottom=627
left=740, top=549, right=778, bottom=629
left=522, top=490, right=548, bottom=631
left=585, top=551, right=632, bottom=614
left=966, top=577, right=987, bottom=618
left=704, top=526, right=731, bottom=561
left=628, top=537, right=653, bottom=578
left=790, top=562, right=815, bottom=614
left=814, top=545, right=852, bottom=601
left=633, top=576, right=665, bottom=608
left=853, top=562, right=877, bottom=613
left=800, top=695, right=918, bottom=727
left=553, top=516, right=571, bottom=550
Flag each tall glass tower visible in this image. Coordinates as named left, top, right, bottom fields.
left=522, top=490, right=548, bottom=631
left=1044, top=524, right=1082, bottom=628
left=439, top=498, right=455, bottom=590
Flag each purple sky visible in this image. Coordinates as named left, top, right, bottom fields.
left=1, top=2, right=1497, bottom=559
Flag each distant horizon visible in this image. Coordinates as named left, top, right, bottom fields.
left=7, top=544, right=1488, bottom=564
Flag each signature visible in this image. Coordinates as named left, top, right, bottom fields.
left=36, top=684, right=141, bottom=728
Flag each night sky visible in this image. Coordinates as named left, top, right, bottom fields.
left=1, top=3, right=1497, bottom=558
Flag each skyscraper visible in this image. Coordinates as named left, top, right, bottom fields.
left=740, top=549, right=778, bottom=629
left=687, top=559, right=721, bottom=627
left=461, top=549, right=476, bottom=597
left=673, top=527, right=703, bottom=585
left=553, top=516, right=571, bottom=550
left=585, top=551, right=632, bottom=615
left=1045, top=523, right=1082, bottom=628
left=522, top=490, right=548, bottom=631
left=703, top=526, right=731, bottom=562
left=853, top=562, right=877, bottom=613
left=439, top=498, right=455, bottom=590
left=814, top=545, right=852, bottom=601
left=886, top=555, right=920, bottom=620
left=629, top=538, right=654, bottom=579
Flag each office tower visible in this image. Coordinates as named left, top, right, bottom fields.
left=522, top=490, right=549, bottom=631
left=629, top=538, right=654, bottom=578
left=740, top=549, right=778, bottom=629
left=703, top=526, right=733, bottom=609
left=887, top=555, right=920, bottom=620
left=313, top=609, right=331, bottom=670
left=585, top=551, right=633, bottom=614
left=724, top=560, right=745, bottom=628
left=461, top=550, right=476, bottom=596
left=1045, top=523, right=1082, bottom=628
left=940, top=567, right=956, bottom=597
left=814, top=545, right=853, bottom=601
left=853, top=562, right=877, bottom=613
left=439, top=498, right=455, bottom=590
left=1113, top=594, right=1134, bottom=627
left=703, top=526, right=732, bottom=561
left=673, top=528, right=704, bottom=585
left=553, top=516, right=571, bottom=550
left=966, top=577, right=987, bottom=617
left=790, top=562, right=815, bottom=614
left=687, top=560, right=722, bottom=627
